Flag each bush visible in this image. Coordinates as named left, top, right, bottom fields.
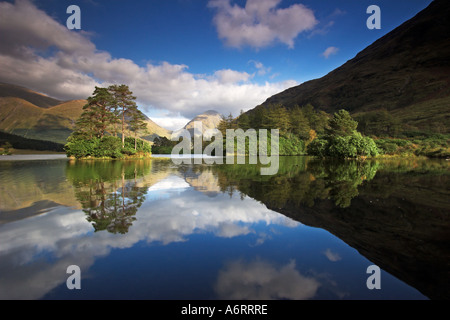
left=95, top=136, right=123, bottom=158
left=307, top=139, right=328, bottom=157
left=64, top=136, right=99, bottom=158
left=279, top=134, right=305, bottom=156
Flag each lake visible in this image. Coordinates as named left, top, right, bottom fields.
left=0, top=156, right=449, bottom=300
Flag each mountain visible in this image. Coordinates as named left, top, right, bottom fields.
left=0, top=83, right=172, bottom=144
left=141, top=115, right=172, bottom=140
left=0, top=96, right=85, bottom=144
left=183, top=110, right=223, bottom=136
left=248, top=0, right=450, bottom=134
left=0, top=82, right=62, bottom=109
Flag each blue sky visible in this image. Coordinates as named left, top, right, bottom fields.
left=0, top=0, right=433, bottom=130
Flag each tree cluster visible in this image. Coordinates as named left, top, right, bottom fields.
left=65, top=85, right=151, bottom=159
left=307, top=110, right=379, bottom=158
left=221, top=105, right=378, bottom=158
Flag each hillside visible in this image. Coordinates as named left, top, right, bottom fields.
left=142, top=115, right=172, bottom=140
left=248, top=0, right=450, bottom=134
left=0, top=84, right=173, bottom=144
left=0, top=82, right=62, bottom=108
left=0, top=97, right=85, bottom=144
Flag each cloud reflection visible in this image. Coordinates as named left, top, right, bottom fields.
left=215, top=259, right=320, bottom=300
left=0, top=174, right=299, bottom=299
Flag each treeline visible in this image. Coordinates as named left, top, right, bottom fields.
left=65, top=84, right=151, bottom=159
left=219, top=104, right=379, bottom=158
left=0, top=130, right=64, bottom=153
left=219, top=104, right=449, bottom=158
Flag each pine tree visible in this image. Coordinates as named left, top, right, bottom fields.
left=237, top=110, right=251, bottom=130
left=76, top=86, right=113, bottom=139
left=327, top=109, right=358, bottom=137
left=109, top=84, right=137, bottom=147
left=127, top=107, right=148, bottom=150
left=290, top=106, right=310, bottom=139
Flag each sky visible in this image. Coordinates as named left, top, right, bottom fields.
left=0, top=0, right=433, bottom=130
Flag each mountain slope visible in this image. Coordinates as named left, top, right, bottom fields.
left=183, top=110, right=223, bottom=136
left=0, top=82, right=62, bottom=108
left=0, top=83, right=173, bottom=144
left=0, top=97, right=86, bottom=144
left=249, top=0, right=450, bottom=134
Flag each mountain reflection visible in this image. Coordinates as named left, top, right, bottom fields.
left=212, top=157, right=450, bottom=300
left=0, top=157, right=448, bottom=300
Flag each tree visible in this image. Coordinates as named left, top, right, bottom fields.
left=127, top=108, right=148, bottom=150
left=109, top=84, right=137, bottom=148
left=290, top=106, right=310, bottom=139
left=76, top=86, right=114, bottom=139
left=307, top=110, right=379, bottom=158
left=237, top=110, right=251, bottom=130
left=327, top=109, right=358, bottom=137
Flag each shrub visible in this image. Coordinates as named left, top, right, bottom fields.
left=307, top=139, right=328, bottom=157
left=95, top=136, right=123, bottom=158
left=64, top=136, right=99, bottom=158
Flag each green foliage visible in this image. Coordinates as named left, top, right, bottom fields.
left=279, top=134, right=306, bottom=156
left=65, top=84, right=152, bottom=159
left=0, top=130, right=65, bottom=152
left=152, top=136, right=178, bottom=154
left=96, top=136, right=123, bottom=158
left=64, top=135, right=99, bottom=158
left=327, top=109, right=358, bottom=137
left=307, top=110, right=379, bottom=158
left=307, top=139, right=328, bottom=157
left=64, top=135, right=151, bottom=159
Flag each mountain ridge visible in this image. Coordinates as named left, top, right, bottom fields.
left=247, top=0, right=450, bottom=134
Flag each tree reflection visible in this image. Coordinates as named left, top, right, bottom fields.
left=66, top=160, right=151, bottom=234
left=214, top=157, right=379, bottom=209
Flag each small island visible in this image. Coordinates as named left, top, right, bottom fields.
left=64, top=84, right=152, bottom=159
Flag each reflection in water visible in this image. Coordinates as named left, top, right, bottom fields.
left=66, top=161, right=150, bottom=234
left=213, top=157, right=450, bottom=300
left=215, top=259, right=320, bottom=300
left=0, top=157, right=448, bottom=300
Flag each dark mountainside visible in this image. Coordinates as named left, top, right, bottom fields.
left=0, top=82, right=62, bottom=108
left=247, top=0, right=450, bottom=134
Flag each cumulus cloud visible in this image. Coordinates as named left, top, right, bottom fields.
left=322, top=46, right=339, bottom=59
left=208, top=0, right=317, bottom=49
left=0, top=0, right=297, bottom=119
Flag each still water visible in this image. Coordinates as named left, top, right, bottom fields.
left=0, top=156, right=448, bottom=300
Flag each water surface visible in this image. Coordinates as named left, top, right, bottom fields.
left=0, top=156, right=448, bottom=300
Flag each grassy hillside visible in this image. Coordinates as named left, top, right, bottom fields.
left=0, top=97, right=86, bottom=144
left=248, top=0, right=450, bottom=135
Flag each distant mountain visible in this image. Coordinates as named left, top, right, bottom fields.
left=183, top=110, right=223, bottom=136
left=0, top=96, right=85, bottom=144
left=141, top=114, right=172, bottom=140
left=0, top=83, right=172, bottom=144
left=0, top=82, right=62, bottom=109
left=247, top=0, right=450, bottom=134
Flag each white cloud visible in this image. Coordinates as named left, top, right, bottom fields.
left=0, top=0, right=297, bottom=120
left=208, top=0, right=318, bottom=49
left=215, top=259, right=320, bottom=299
left=322, top=46, right=339, bottom=59
left=323, top=248, right=342, bottom=262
